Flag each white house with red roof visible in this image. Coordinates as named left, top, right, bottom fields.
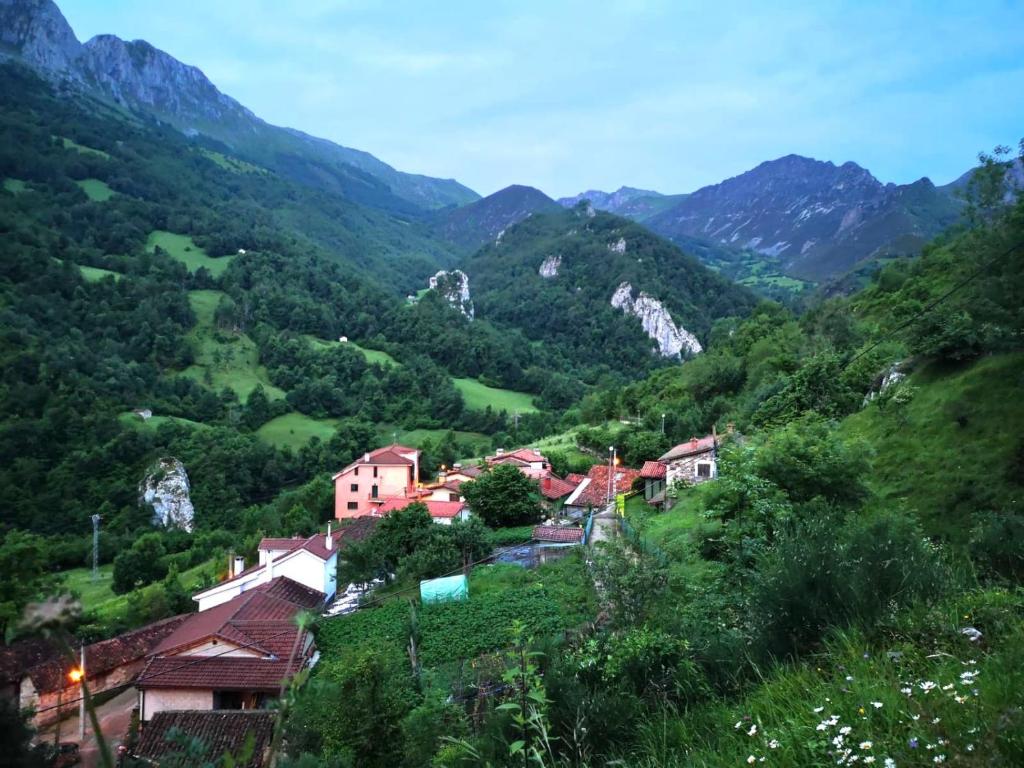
left=192, top=519, right=378, bottom=612
left=332, top=444, right=420, bottom=519
left=377, top=496, right=472, bottom=525
left=137, top=578, right=322, bottom=720
left=486, top=447, right=551, bottom=479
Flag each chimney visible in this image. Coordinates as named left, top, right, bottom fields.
left=264, top=549, right=274, bottom=579
left=325, top=522, right=333, bottom=550
left=364, top=452, right=370, bottom=462
left=496, top=448, right=505, bottom=456
left=233, top=555, right=245, bottom=577
left=453, top=463, right=462, bottom=470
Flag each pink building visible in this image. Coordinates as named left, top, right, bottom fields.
left=333, top=444, right=420, bottom=519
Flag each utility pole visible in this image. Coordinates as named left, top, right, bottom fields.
left=607, top=446, right=614, bottom=503
left=78, top=645, right=86, bottom=740
left=513, top=412, right=520, bottom=433
left=90, top=514, right=101, bottom=582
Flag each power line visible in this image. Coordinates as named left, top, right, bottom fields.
left=841, top=237, right=1024, bottom=371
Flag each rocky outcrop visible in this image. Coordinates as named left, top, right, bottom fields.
left=0, top=0, right=82, bottom=75
left=429, top=269, right=474, bottom=319
left=610, top=282, right=702, bottom=358
left=863, top=360, right=910, bottom=405
left=608, top=237, right=626, bottom=254
left=139, top=457, right=194, bottom=532
left=538, top=255, right=561, bottom=278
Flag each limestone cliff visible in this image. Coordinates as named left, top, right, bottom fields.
left=428, top=269, right=474, bottom=319
left=610, top=282, right=702, bottom=358
left=538, top=255, right=561, bottom=278
left=139, top=457, right=195, bottom=532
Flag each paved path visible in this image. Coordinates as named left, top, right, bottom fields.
left=588, top=503, right=619, bottom=545
left=38, top=687, right=137, bottom=768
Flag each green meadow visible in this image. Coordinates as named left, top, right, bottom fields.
left=304, top=335, right=400, bottom=366
left=453, top=377, right=538, bottom=413
left=59, top=136, right=110, bottom=159
left=180, top=290, right=285, bottom=403
left=75, top=177, right=115, bottom=201
left=3, top=178, right=28, bottom=194
left=146, top=230, right=234, bottom=277
left=257, top=413, right=340, bottom=450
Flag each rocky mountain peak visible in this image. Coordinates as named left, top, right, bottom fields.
left=0, top=0, right=82, bottom=74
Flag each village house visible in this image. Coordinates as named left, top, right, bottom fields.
left=640, top=460, right=667, bottom=508
left=136, top=577, right=322, bottom=722
left=333, top=444, right=421, bottom=519
left=0, top=615, right=187, bottom=728
left=193, top=518, right=378, bottom=611
left=437, top=463, right=483, bottom=485
left=378, top=496, right=472, bottom=525
left=659, top=433, right=718, bottom=488
left=563, top=463, right=643, bottom=517
left=485, top=447, right=551, bottom=479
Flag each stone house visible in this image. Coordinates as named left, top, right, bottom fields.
left=659, top=434, right=718, bottom=488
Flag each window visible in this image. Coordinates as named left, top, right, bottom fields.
left=373, top=466, right=378, bottom=478
left=354, top=467, right=359, bottom=476
left=371, top=485, right=379, bottom=499
left=213, top=691, right=244, bottom=709
left=350, top=483, right=359, bottom=492
left=697, top=463, right=712, bottom=478
left=347, top=501, right=358, bottom=510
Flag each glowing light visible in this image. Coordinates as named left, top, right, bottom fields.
left=68, top=668, right=83, bottom=683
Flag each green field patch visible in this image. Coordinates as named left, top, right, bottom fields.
left=257, top=413, right=340, bottom=450
left=118, top=411, right=206, bottom=432
left=52, top=257, right=122, bottom=282
left=59, top=558, right=219, bottom=622
left=739, top=273, right=810, bottom=291
left=303, top=335, right=400, bottom=367
left=373, top=424, right=492, bottom=457
left=3, top=178, right=28, bottom=194
left=841, top=352, right=1024, bottom=542
left=59, top=136, right=110, bottom=159
left=180, top=289, right=285, bottom=403
left=75, top=178, right=115, bottom=201
left=200, top=148, right=268, bottom=175
left=146, top=230, right=234, bottom=277
left=453, top=377, right=537, bottom=413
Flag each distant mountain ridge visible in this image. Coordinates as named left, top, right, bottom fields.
left=557, top=186, right=686, bottom=221
left=436, top=184, right=562, bottom=252
left=0, top=0, right=479, bottom=211
left=559, top=155, right=965, bottom=283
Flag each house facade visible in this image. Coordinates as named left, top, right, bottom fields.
left=136, top=579, right=322, bottom=721
left=378, top=497, right=472, bottom=525
left=333, top=445, right=420, bottom=518
left=640, top=461, right=667, bottom=507
left=193, top=519, right=378, bottom=611
left=485, top=448, right=551, bottom=479
left=660, top=435, right=718, bottom=488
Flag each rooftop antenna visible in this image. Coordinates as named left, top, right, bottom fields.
left=90, top=514, right=101, bottom=582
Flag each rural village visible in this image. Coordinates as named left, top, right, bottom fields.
left=1, top=428, right=726, bottom=766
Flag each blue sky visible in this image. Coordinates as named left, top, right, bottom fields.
left=61, top=0, right=1023, bottom=198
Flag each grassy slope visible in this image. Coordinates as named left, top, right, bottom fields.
left=59, top=136, right=110, bottom=159
left=180, top=289, right=285, bottom=403
left=257, top=412, right=340, bottom=450
left=304, top=335, right=399, bottom=366
left=59, top=558, right=219, bottom=621
left=3, top=177, right=28, bottom=193
left=841, top=353, right=1024, bottom=542
left=75, top=178, right=115, bottom=201
left=146, top=230, right=234, bottom=277
left=453, top=377, right=538, bottom=413
left=118, top=411, right=207, bottom=432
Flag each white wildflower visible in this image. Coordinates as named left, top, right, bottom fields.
left=919, top=681, right=936, bottom=693
left=814, top=706, right=825, bottom=713
left=768, top=739, right=779, bottom=749
left=884, top=759, right=896, bottom=768
left=871, top=701, right=883, bottom=708
left=860, top=741, right=873, bottom=750
left=747, top=756, right=756, bottom=765
left=748, top=724, right=758, bottom=737
left=933, top=756, right=945, bottom=764
left=841, top=726, right=853, bottom=735
left=864, top=758, right=875, bottom=765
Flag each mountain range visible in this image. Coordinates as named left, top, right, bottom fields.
left=0, top=0, right=478, bottom=212
left=559, top=156, right=967, bottom=283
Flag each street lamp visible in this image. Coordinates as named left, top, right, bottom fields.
left=607, top=446, right=615, bottom=503
left=661, top=413, right=666, bottom=435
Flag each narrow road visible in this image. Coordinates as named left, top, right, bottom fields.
left=37, top=687, right=137, bottom=768
left=588, top=503, right=619, bottom=545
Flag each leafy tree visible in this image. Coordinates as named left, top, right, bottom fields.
left=0, top=530, right=53, bottom=642
left=461, top=464, right=542, bottom=527
left=590, top=540, right=668, bottom=626
left=112, top=532, right=168, bottom=594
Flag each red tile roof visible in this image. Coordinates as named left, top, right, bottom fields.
left=539, top=474, right=579, bottom=500
left=568, top=464, right=643, bottom=508
left=332, top=444, right=418, bottom=478
left=378, top=497, right=467, bottom=519
left=565, top=473, right=587, bottom=485
left=487, top=448, right=547, bottom=464
left=138, top=655, right=303, bottom=692
left=2, top=614, right=188, bottom=693
left=252, top=577, right=326, bottom=610
left=640, top=461, right=666, bottom=479
left=532, top=526, right=584, bottom=543
left=135, top=711, right=275, bottom=768
left=660, top=435, right=716, bottom=461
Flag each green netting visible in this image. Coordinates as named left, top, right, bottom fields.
left=420, top=574, right=469, bottom=604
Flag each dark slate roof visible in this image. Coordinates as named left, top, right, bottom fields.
left=134, top=710, right=275, bottom=768
left=532, top=526, right=584, bottom=543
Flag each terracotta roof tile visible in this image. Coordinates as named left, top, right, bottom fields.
left=135, top=711, right=275, bottom=768
left=378, top=498, right=467, bottom=519
left=539, top=474, right=578, bottom=500
left=660, top=435, right=716, bottom=461
left=137, top=655, right=302, bottom=692
left=640, top=461, right=666, bottom=479
left=568, top=464, right=642, bottom=507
